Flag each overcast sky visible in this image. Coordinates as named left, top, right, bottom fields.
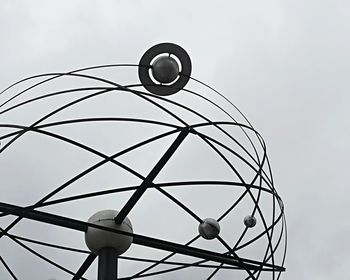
left=1, top=1, right=350, bottom=279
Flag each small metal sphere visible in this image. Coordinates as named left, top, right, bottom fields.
left=244, top=215, right=257, bottom=228
left=151, top=56, right=179, bottom=84
left=198, top=218, right=220, bottom=240
left=85, top=210, right=133, bottom=255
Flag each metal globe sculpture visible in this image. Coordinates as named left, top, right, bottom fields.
left=0, top=43, right=286, bottom=279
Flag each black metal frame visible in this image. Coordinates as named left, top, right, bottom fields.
left=0, top=51, right=286, bottom=279
left=138, top=43, right=192, bottom=95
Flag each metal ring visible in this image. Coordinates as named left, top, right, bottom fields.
left=138, top=43, right=192, bottom=96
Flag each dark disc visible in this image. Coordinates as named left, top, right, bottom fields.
left=138, top=43, right=192, bottom=96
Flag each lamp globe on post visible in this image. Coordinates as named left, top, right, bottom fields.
left=85, top=210, right=133, bottom=280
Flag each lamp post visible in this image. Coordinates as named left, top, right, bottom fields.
left=85, top=210, right=133, bottom=280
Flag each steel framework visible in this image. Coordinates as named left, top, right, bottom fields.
left=0, top=43, right=286, bottom=279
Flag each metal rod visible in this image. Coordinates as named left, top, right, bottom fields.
left=114, top=127, right=190, bottom=224
left=72, top=253, right=96, bottom=279
left=98, top=248, right=118, bottom=280
left=0, top=202, right=87, bottom=232
left=0, top=201, right=285, bottom=272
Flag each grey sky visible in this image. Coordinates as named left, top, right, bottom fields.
left=1, top=0, right=349, bottom=279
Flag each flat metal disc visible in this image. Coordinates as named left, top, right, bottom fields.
left=138, top=43, right=192, bottom=96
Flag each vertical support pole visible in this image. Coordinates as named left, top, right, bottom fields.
left=97, top=248, right=118, bottom=280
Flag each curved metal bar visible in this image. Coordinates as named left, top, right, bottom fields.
left=235, top=212, right=284, bottom=252
left=200, top=133, right=246, bottom=184
left=129, top=235, right=200, bottom=279
left=181, top=85, right=266, bottom=188
left=0, top=88, right=114, bottom=154
left=188, top=76, right=255, bottom=134
left=36, top=117, right=180, bottom=130
left=122, top=259, right=277, bottom=280
left=0, top=86, right=115, bottom=116
left=185, top=88, right=261, bottom=164
left=0, top=125, right=147, bottom=180
left=0, top=64, right=139, bottom=108
left=194, top=129, right=270, bottom=188
left=0, top=125, right=181, bottom=195
left=0, top=227, right=86, bottom=279
left=119, top=255, right=237, bottom=269
left=0, top=117, right=180, bottom=142
left=34, top=181, right=274, bottom=210
left=190, top=122, right=273, bottom=188
left=5, top=232, right=90, bottom=254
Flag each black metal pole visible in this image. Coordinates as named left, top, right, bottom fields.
left=114, top=127, right=190, bottom=224
left=97, top=248, right=118, bottom=280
